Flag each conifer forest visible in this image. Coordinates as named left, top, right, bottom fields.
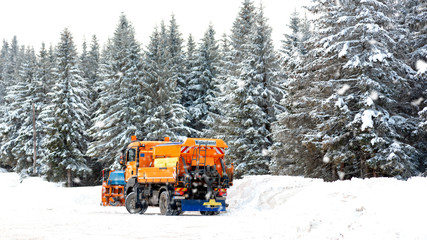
left=0, top=0, right=426, bottom=185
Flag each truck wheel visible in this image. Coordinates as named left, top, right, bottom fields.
left=159, top=191, right=181, bottom=216
left=125, top=192, right=148, bottom=214
left=159, top=191, right=169, bottom=215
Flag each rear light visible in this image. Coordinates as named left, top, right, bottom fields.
left=174, top=187, right=188, bottom=196
left=215, top=188, right=227, bottom=197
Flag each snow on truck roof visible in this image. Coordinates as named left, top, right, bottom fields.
left=129, top=138, right=228, bottom=148
left=181, top=138, right=228, bottom=148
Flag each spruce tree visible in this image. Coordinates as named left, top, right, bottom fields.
left=183, top=34, right=198, bottom=110
left=0, top=37, right=26, bottom=169
left=0, top=40, right=9, bottom=105
left=210, top=2, right=282, bottom=177
left=207, top=0, right=257, bottom=177
left=273, top=0, right=424, bottom=180
left=41, top=28, right=90, bottom=186
left=204, top=34, right=233, bottom=139
left=87, top=35, right=101, bottom=106
left=281, top=9, right=301, bottom=58
left=88, top=14, right=145, bottom=167
left=280, top=9, right=311, bottom=77
left=230, top=5, right=281, bottom=176
left=141, top=23, right=191, bottom=140
left=0, top=37, right=19, bottom=104
left=230, top=0, right=256, bottom=66
left=167, top=15, right=186, bottom=107
left=186, top=25, right=220, bottom=135
left=33, top=43, right=55, bottom=173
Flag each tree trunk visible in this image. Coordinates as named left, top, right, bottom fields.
left=32, top=102, right=37, bottom=175
left=67, top=169, right=72, bottom=187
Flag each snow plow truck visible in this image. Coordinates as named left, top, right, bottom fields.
left=101, top=136, right=234, bottom=215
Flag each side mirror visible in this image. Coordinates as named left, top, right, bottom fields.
left=119, top=155, right=124, bottom=166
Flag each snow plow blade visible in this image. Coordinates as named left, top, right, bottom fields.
left=180, top=199, right=226, bottom=212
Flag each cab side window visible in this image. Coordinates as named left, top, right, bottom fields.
left=127, top=148, right=136, bottom=162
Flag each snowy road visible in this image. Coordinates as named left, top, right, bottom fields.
left=1, top=172, right=426, bottom=240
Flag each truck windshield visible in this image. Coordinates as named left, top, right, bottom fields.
left=127, top=148, right=136, bottom=162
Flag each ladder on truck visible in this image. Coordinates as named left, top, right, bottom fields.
left=192, top=144, right=208, bottom=172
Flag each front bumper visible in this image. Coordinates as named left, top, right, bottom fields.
left=179, top=199, right=226, bottom=212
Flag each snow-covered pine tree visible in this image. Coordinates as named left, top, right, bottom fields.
left=299, top=12, right=311, bottom=55
left=0, top=40, right=9, bottom=105
left=183, top=34, right=198, bottom=111
left=0, top=37, right=19, bottom=104
left=206, top=1, right=258, bottom=177
left=141, top=23, right=191, bottom=140
left=399, top=0, right=427, bottom=172
left=204, top=33, right=233, bottom=139
left=280, top=9, right=311, bottom=77
left=9, top=36, right=20, bottom=83
left=274, top=0, right=424, bottom=180
left=79, top=36, right=101, bottom=123
left=227, top=5, right=282, bottom=176
left=271, top=9, right=312, bottom=176
left=167, top=15, right=187, bottom=108
left=281, top=9, right=301, bottom=59
left=35, top=43, right=55, bottom=103
left=88, top=14, right=145, bottom=167
left=0, top=48, right=35, bottom=171
left=41, top=28, right=90, bottom=186
left=80, top=39, right=90, bottom=84
left=79, top=36, right=102, bottom=184
left=186, top=24, right=220, bottom=135
left=230, top=0, right=256, bottom=67
left=87, top=35, right=101, bottom=107
left=0, top=40, right=10, bottom=146
left=32, top=43, right=55, bottom=173
left=402, top=0, right=427, bottom=72
left=0, top=37, right=27, bottom=170
left=8, top=47, right=43, bottom=175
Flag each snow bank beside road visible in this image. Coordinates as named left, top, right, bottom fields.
left=229, top=175, right=427, bottom=239
left=0, top=172, right=426, bottom=240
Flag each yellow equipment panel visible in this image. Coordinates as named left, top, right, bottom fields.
left=154, top=157, right=179, bottom=168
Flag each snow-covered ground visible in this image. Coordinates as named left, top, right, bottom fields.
left=1, top=170, right=426, bottom=240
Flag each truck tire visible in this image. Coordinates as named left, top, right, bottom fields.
left=159, top=191, right=181, bottom=216
left=159, top=191, right=169, bottom=215
left=125, top=192, right=148, bottom=214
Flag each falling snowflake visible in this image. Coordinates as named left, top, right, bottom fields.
left=416, top=60, right=427, bottom=74
left=237, top=79, right=245, bottom=89
left=411, top=97, right=424, bottom=106
left=368, top=39, right=378, bottom=46
left=337, top=84, right=350, bottom=95
left=262, top=149, right=269, bottom=156
left=323, top=155, right=330, bottom=163
left=369, top=91, right=379, bottom=101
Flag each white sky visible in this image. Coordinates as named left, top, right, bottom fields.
left=0, top=0, right=311, bottom=52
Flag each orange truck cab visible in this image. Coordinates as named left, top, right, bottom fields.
left=102, top=136, right=234, bottom=215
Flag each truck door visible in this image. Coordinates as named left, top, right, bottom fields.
left=125, top=148, right=137, bottom=180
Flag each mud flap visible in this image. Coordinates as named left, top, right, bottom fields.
left=180, top=199, right=226, bottom=212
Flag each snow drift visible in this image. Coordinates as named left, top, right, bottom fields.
left=0, top=171, right=426, bottom=240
